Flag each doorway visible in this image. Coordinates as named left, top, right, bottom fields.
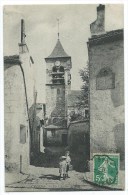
left=62, top=134, right=68, bottom=146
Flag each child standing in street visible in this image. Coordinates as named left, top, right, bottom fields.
left=65, top=151, right=71, bottom=178
left=59, top=156, right=67, bottom=180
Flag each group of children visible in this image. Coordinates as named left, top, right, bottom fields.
left=59, top=151, right=71, bottom=180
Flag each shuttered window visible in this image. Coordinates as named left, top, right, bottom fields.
left=20, top=125, right=26, bottom=144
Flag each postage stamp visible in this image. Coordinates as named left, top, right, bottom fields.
left=93, top=154, right=119, bottom=185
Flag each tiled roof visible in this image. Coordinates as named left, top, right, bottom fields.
left=88, top=29, right=123, bottom=46
left=68, top=90, right=81, bottom=107
left=4, top=55, right=21, bottom=65
left=4, top=55, right=34, bottom=65
left=46, top=39, right=70, bottom=59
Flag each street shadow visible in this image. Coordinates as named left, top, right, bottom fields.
left=31, top=147, right=66, bottom=168
left=31, top=152, right=60, bottom=168
left=39, top=174, right=60, bottom=180
left=30, top=144, right=90, bottom=172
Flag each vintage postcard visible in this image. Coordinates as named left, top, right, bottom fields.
left=4, top=3, right=124, bottom=192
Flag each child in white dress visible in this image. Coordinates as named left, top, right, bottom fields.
left=65, top=151, right=71, bottom=178
left=59, top=156, right=67, bottom=180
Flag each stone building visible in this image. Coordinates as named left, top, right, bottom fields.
left=44, top=37, right=72, bottom=147
left=4, top=19, right=36, bottom=173
left=88, top=5, right=124, bottom=168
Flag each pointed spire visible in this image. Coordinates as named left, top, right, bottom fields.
left=45, top=19, right=71, bottom=59
left=46, top=39, right=70, bottom=59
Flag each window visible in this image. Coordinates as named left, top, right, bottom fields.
left=51, top=130, right=56, bottom=137
left=62, top=134, right=68, bottom=146
left=96, top=67, right=115, bottom=90
left=68, top=74, right=71, bottom=80
left=52, top=66, right=57, bottom=72
left=85, top=109, right=89, bottom=119
left=57, top=88, right=60, bottom=94
left=52, top=65, right=65, bottom=84
left=20, top=125, right=26, bottom=144
left=59, top=66, right=64, bottom=72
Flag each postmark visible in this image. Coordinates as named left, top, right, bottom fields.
left=93, top=154, right=119, bottom=185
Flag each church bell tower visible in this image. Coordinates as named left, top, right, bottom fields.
left=45, top=35, right=72, bottom=129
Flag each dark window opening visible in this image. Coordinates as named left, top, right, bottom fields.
left=62, top=134, right=68, bottom=146
left=51, top=130, right=56, bottom=137
left=59, top=66, right=64, bottom=72
left=40, top=119, right=44, bottom=126
left=96, top=67, right=115, bottom=90
left=52, top=66, right=57, bottom=72
left=20, top=125, right=26, bottom=144
left=52, top=65, right=65, bottom=84
left=85, top=109, right=89, bottom=119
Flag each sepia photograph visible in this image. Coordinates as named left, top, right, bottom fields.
left=4, top=3, right=124, bottom=191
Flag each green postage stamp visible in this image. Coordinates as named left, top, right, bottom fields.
left=93, top=154, right=119, bottom=185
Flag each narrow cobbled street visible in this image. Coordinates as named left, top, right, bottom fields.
left=6, top=166, right=107, bottom=191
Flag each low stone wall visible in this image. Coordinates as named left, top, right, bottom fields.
left=68, top=120, right=90, bottom=172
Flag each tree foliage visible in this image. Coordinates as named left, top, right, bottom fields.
left=77, top=62, right=89, bottom=106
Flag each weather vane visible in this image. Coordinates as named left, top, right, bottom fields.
left=57, top=18, right=60, bottom=40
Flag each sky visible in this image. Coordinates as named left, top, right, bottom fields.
left=4, top=4, right=123, bottom=103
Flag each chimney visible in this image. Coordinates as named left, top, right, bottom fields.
left=90, top=4, right=105, bottom=36
left=19, top=19, right=29, bottom=53
left=21, top=19, right=26, bottom=44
